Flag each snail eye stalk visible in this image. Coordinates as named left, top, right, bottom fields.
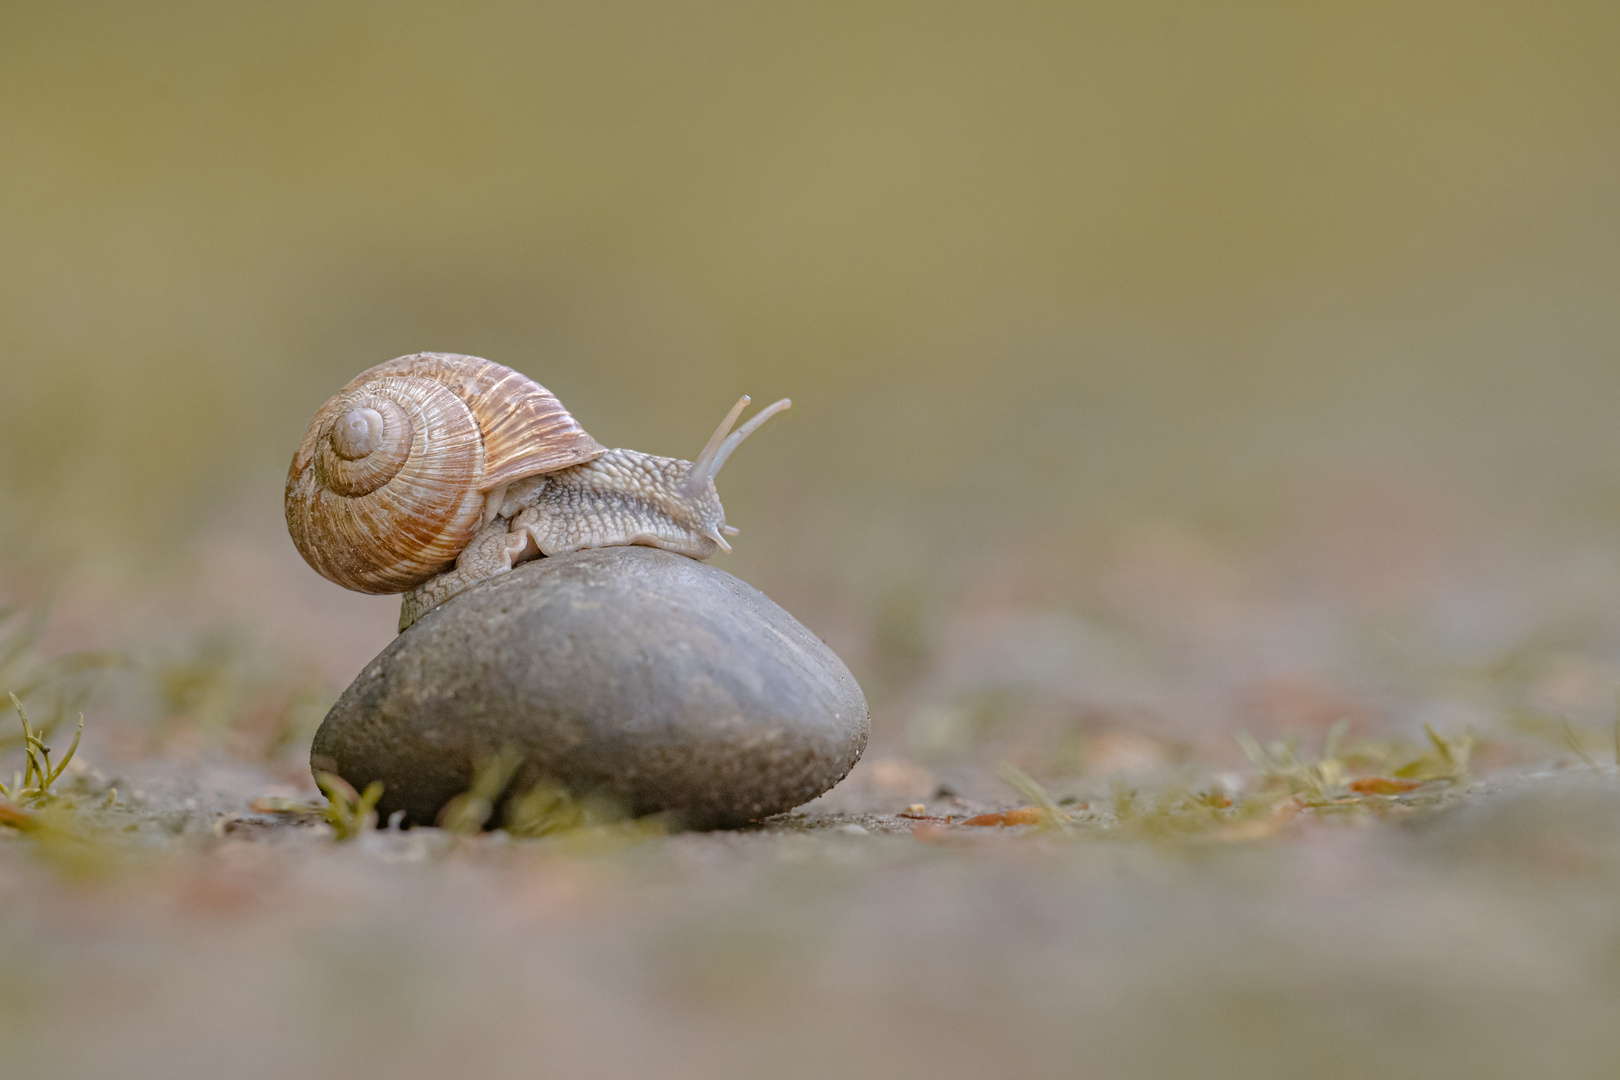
left=684, top=396, right=791, bottom=496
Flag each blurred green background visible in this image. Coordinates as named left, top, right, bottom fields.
left=2, top=0, right=1617, bottom=600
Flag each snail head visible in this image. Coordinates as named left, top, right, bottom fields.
left=678, top=395, right=792, bottom=552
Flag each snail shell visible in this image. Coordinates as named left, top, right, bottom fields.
left=285, top=353, right=605, bottom=593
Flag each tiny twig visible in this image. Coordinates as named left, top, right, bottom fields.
left=47, top=714, right=83, bottom=787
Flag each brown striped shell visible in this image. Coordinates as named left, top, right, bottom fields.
left=285, top=353, right=606, bottom=593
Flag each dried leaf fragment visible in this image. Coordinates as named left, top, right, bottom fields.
left=994, top=762, right=1075, bottom=834
left=248, top=796, right=322, bottom=814
left=0, top=800, right=36, bottom=830
left=1348, top=777, right=1423, bottom=795
left=962, top=807, right=1048, bottom=827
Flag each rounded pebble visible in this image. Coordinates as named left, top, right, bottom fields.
left=311, top=547, right=869, bottom=829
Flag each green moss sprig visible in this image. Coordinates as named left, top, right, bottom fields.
left=0, top=692, right=82, bottom=817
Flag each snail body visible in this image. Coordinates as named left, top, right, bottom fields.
left=285, top=353, right=790, bottom=630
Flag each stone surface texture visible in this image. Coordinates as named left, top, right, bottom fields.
left=311, top=547, right=869, bottom=829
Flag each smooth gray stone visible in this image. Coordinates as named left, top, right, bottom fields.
left=311, top=547, right=868, bottom=830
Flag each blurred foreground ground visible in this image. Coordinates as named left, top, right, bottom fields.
left=7, top=505, right=1620, bottom=1080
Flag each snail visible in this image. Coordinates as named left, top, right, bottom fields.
left=285, top=352, right=790, bottom=631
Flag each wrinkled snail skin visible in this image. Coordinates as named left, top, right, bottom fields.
left=282, top=352, right=790, bottom=632
left=396, top=398, right=792, bottom=631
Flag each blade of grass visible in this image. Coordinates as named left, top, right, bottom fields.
left=1234, top=730, right=1267, bottom=770
left=995, top=761, right=1073, bottom=835
left=441, top=746, right=524, bottom=834
left=314, top=771, right=383, bottom=840
left=1558, top=713, right=1597, bottom=769
left=45, top=713, right=83, bottom=786
left=1322, top=718, right=1350, bottom=763
left=12, top=694, right=42, bottom=790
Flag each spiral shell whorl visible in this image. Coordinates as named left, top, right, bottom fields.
left=332, top=406, right=388, bottom=459
left=285, top=354, right=605, bottom=594
left=316, top=396, right=413, bottom=497
left=288, top=376, right=487, bottom=592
